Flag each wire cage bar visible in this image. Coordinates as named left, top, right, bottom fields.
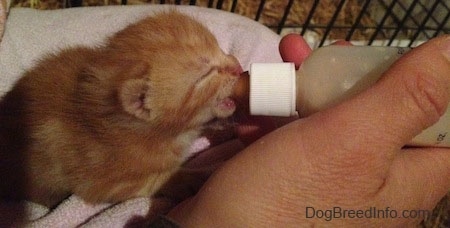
left=43, top=0, right=449, bottom=48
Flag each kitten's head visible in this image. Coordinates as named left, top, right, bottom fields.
left=103, top=11, right=242, bottom=130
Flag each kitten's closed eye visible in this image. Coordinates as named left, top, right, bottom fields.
left=195, top=67, right=218, bottom=85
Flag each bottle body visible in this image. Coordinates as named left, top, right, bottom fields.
left=245, top=46, right=450, bottom=147
left=296, top=46, right=410, bottom=117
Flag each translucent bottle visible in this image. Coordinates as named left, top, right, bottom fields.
left=234, top=46, right=450, bottom=147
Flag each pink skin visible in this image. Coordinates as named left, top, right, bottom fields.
left=235, top=35, right=353, bottom=144
left=278, top=33, right=313, bottom=69
left=219, top=64, right=243, bottom=111
left=219, top=97, right=236, bottom=109
left=222, top=64, right=244, bottom=77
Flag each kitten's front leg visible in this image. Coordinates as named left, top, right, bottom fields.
left=123, top=167, right=215, bottom=226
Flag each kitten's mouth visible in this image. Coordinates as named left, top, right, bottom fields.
left=219, top=97, right=236, bottom=110
left=215, top=97, right=236, bottom=118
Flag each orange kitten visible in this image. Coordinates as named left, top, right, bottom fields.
left=0, top=11, right=242, bottom=207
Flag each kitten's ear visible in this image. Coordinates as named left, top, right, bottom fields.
left=119, top=79, right=152, bottom=120
left=116, top=60, right=154, bottom=120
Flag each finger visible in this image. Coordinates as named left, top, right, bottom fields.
left=378, top=147, right=450, bottom=215
left=358, top=36, right=450, bottom=148
left=305, top=36, right=450, bottom=171
left=279, top=34, right=312, bottom=69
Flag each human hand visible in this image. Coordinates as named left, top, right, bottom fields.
left=168, top=35, right=450, bottom=227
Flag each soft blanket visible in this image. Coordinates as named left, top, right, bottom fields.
left=0, top=5, right=282, bottom=227
left=0, top=0, right=9, bottom=42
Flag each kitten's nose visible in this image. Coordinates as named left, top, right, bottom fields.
left=230, top=65, right=243, bottom=77
left=225, top=55, right=243, bottom=77
left=220, top=64, right=243, bottom=77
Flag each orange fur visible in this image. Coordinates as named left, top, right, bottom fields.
left=0, top=11, right=242, bottom=207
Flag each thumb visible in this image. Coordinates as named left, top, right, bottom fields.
left=363, top=36, right=450, bottom=148
left=305, top=36, right=450, bottom=171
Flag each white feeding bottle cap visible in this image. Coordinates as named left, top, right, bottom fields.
left=249, top=63, right=297, bottom=116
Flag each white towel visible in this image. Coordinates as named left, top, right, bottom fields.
left=0, top=5, right=282, bottom=96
